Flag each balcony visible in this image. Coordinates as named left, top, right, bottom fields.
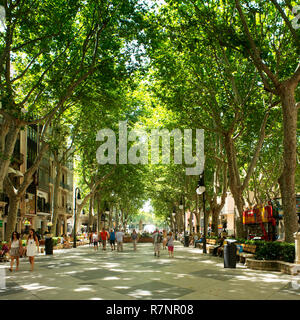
left=37, top=201, right=50, bottom=214
left=60, top=182, right=73, bottom=191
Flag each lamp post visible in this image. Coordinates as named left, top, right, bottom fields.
left=73, top=187, right=81, bottom=248
left=196, top=171, right=206, bottom=254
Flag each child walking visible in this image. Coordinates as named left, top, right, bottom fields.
left=167, top=232, right=174, bottom=258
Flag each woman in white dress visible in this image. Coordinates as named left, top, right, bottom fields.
left=8, top=231, right=22, bottom=272
left=26, top=229, right=39, bottom=271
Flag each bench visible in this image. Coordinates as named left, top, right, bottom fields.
left=195, top=238, right=217, bottom=251
left=206, top=239, right=218, bottom=254
left=237, top=244, right=257, bottom=264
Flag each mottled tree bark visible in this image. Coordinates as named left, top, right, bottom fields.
left=88, top=194, right=94, bottom=232
left=50, top=155, right=62, bottom=236
left=278, top=84, right=298, bottom=242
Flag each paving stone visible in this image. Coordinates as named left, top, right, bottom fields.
left=113, top=281, right=194, bottom=300
left=190, top=269, right=236, bottom=281
left=1, top=242, right=300, bottom=300
left=39, top=261, right=81, bottom=269
left=69, top=268, right=123, bottom=281
left=0, top=281, right=25, bottom=296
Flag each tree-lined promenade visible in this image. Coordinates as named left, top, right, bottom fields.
left=0, top=1, right=299, bottom=248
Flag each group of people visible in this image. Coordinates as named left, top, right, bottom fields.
left=3, top=227, right=177, bottom=273
left=153, top=229, right=174, bottom=258
left=6, top=228, right=39, bottom=272
left=89, top=228, right=139, bottom=252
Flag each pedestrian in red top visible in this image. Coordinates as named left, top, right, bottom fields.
left=100, top=228, right=109, bottom=251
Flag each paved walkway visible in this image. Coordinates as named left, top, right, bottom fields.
left=0, top=242, right=300, bottom=300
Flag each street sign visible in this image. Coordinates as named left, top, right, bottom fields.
left=0, top=220, right=2, bottom=227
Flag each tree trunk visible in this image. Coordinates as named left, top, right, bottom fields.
left=172, top=215, right=177, bottom=232
left=278, top=85, right=298, bottom=242
left=189, top=210, right=193, bottom=234
left=88, top=194, right=94, bottom=232
left=97, top=200, right=101, bottom=232
left=51, top=160, right=61, bottom=236
left=123, top=211, right=128, bottom=232
left=224, top=134, right=245, bottom=238
left=177, top=212, right=183, bottom=232
left=0, top=123, right=20, bottom=192
left=121, top=209, right=124, bottom=229
left=75, top=187, right=95, bottom=233
left=211, top=207, right=219, bottom=235
left=5, top=195, right=20, bottom=241
left=115, top=206, right=119, bottom=229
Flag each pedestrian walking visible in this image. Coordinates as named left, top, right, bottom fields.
left=131, top=229, right=138, bottom=251
left=100, top=228, right=109, bottom=251
left=153, top=228, right=162, bottom=257
left=109, top=229, right=116, bottom=251
left=162, top=229, right=167, bottom=250
left=8, top=232, right=22, bottom=272
left=89, top=231, right=93, bottom=246
left=167, top=232, right=174, bottom=258
left=116, top=229, right=124, bottom=252
left=26, top=229, right=39, bottom=272
left=152, top=229, right=158, bottom=248
left=92, top=232, right=99, bottom=251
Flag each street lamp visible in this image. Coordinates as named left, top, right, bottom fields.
left=73, top=187, right=81, bottom=248
left=196, top=171, right=207, bottom=254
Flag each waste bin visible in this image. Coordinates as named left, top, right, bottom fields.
left=184, top=235, right=190, bottom=247
left=224, top=240, right=237, bottom=268
left=45, top=237, right=53, bottom=255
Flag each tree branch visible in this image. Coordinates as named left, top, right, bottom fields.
left=11, top=49, right=45, bottom=83
left=241, top=108, right=270, bottom=191
left=270, top=0, right=300, bottom=45
left=235, top=0, right=280, bottom=88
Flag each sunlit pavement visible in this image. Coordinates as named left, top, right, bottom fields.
left=0, top=242, right=300, bottom=300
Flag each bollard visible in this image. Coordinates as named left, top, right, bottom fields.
left=294, top=231, right=300, bottom=264
left=0, top=267, right=5, bottom=289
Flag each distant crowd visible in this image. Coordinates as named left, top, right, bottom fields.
left=1, top=226, right=229, bottom=273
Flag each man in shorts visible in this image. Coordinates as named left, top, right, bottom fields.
left=109, top=229, right=116, bottom=251
left=100, top=228, right=109, bottom=251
